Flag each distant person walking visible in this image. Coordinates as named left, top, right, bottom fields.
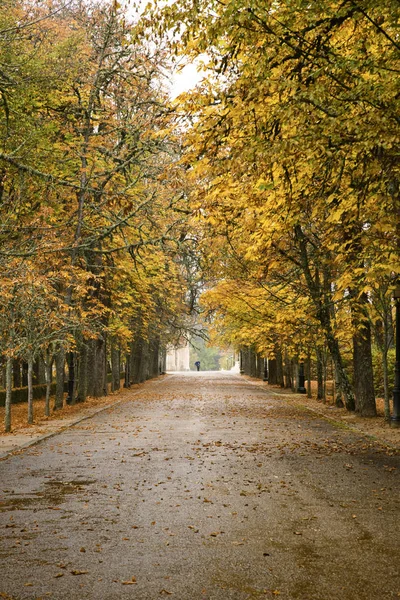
left=195, top=361, right=201, bottom=372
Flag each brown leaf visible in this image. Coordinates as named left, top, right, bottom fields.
left=122, top=577, right=137, bottom=585
left=71, top=570, right=88, bottom=575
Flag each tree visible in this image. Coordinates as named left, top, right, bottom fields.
left=0, top=0, right=193, bottom=427
left=148, top=0, right=400, bottom=416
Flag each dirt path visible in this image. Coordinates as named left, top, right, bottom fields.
left=0, top=372, right=399, bottom=599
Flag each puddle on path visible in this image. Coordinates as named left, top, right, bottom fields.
left=0, top=479, right=96, bottom=511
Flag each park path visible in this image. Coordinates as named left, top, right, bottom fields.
left=0, top=372, right=399, bottom=600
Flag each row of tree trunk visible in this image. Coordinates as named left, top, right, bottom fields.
left=239, top=342, right=377, bottom=415
left=3, top=332, right=166, bottom=432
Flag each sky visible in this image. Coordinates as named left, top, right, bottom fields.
left=169, top=61, right=205, bottom=99
left=124, top=0, right=205, bottom=98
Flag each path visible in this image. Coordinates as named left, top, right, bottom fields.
left=0, top=372, right=399, bottom=599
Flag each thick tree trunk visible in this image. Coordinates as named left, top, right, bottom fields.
left=249, top=348, right=257, bottom=378
left=130, top=338, right=141, bottom=384
left=27, top=358, right=34, bottom=424
left=149, top=337, right=160, bottom=378
left=111, top=343, right=120, bottom=392
left=5, top=356, right=12, bottom=433
left=77, top=342, right=88, bottom=403
left=93, top=337, right=106, bottom=397
left=139, top=338, right=150, bottom=382
left=86, top=340, right=96, bottom=398
left=353, top=321, right=376, bottom=417
left=326, top=334, right=355, bottom=411
left=54, top=348, right=65, bottom=411
left=295, top=225, right=355, bottom=410
left=268, top=358, right=277, bottom=385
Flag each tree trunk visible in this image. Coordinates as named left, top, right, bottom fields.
left=291, top=359, right=298, bottom=393
left=316, top=348, right=324, bottom=401
left=150, top=337, right=160, bottom=378
left=27, top=358, right=34, bottom=424
left=38, top=356, right=47, bottom=385
left=353, top=321, right=377, bottom=416
left=93, top=337, right=106, bottom=397
left=139, top=338, right=150, bottom=382
left=103, top=333, right=108, bottom=396
left=382, top=347, right=390, bottom=420
left=124, top=354, right=131, bottom=388
left=241, top=347, right=250, bottom=375
left=33, top=359, right=40, bottom=385
left=66, top=352, right=75, bottom=405
left=54, top=347, right=65, bottom=411
left=44, top=351, right=52, bottom=418
left=268, top=358, right=277, bottom=385
left=22, top=361, right=28, bottom=387
left=86, top=339, right=96, bottom=398
left=294, top=224, right=355, bottom=410
left=333, top=363, right=344, bottom=408
left=306, top=354, right=312, bottom=398
left=5, top=356, right=12, bottom=433
left=284, top=352, right=292, bottom=389
left=249, top=347, right=257, bottom=378
left=325, top=334, right=355, bottom=410
left=111, top=342, right=120, bottom=392
left=77, top=342, right=88, bottom=403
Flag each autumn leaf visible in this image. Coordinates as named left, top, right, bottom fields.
left=122, top=577, right=137, bottom=585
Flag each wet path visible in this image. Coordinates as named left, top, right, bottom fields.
left=0, top=372, right=399, bottom=599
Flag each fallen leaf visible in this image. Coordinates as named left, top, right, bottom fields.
left=71, top=570, right=88, bottom=575
left=121, top=577, right=137, bottom=585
